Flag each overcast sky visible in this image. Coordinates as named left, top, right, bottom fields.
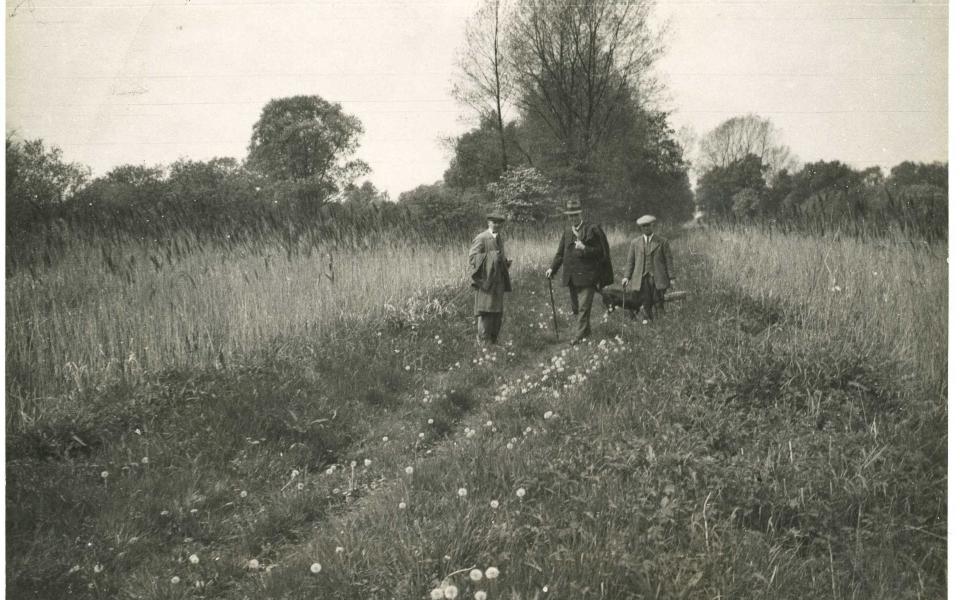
left=6, top=0, right=949, bottom=198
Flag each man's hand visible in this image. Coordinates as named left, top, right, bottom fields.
left=621, top=277, right=629, bottom=287
left=574, top=240, right=586, bottom=251
left=545, top=268, right=553, bottom=279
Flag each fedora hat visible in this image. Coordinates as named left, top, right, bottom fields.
left=636, top=214, right=657, bottom=225
left=562, top=198, right=583, bottom=215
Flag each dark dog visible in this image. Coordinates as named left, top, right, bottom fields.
left=600, top=286, right=688, bottom=319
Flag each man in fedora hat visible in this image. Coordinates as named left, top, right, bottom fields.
left=621, top=214, right=675, bottom=321
left=545, top=197, right=613, bottom=344
left=469, top=210, right=512, bottom=345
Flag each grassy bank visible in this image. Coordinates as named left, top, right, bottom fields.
left=7, top=226, right=945, bottom=598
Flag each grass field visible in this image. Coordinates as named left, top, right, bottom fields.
left=6, top=225, right=945, bottom=599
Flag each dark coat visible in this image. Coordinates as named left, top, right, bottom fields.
left=624, top=233, right=674, bottom=291
left=469, top=229, right=511, bottom=314
left=549, top=221, right=613, bottom=288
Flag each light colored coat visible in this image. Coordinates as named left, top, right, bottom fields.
left=624, top=234, right=674, bottom=291
left=469, top=229, right=511, bottom=315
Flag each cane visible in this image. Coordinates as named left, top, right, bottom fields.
left=547, top=276, right=560, bottom=341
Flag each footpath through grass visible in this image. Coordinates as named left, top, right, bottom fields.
left=7, top=232, right=945, bottom=599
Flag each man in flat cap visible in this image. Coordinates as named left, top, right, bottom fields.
left=469, top=211, right=512, bottom=345
left=545, top=197, right=613, bottom=344
left=622, top=214, right=674, bottom=322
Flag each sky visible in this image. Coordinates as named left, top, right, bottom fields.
left=5, top=0, right=949, bottom=198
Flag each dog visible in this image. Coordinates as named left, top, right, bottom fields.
left=600, top=286, right=688, bottom=319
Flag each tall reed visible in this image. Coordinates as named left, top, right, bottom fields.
left=6, top=224, right=573, bottom=429
left=685, top=225, right=947, bottom=399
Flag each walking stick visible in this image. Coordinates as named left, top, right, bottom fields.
left=547, top=277, right=560, bottom=341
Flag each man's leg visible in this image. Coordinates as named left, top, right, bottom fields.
left=477, top=312, right=496, bottom=345
left=573, top=285, right=595, bottom=341
left=638, top=275, right=655, bottom=320
left=489, top=311, right=503, bottom=344
left=568, top=285, right=580, bottom=316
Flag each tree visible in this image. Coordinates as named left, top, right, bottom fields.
left=398, top=182, right=483, bottom=231
left=6, top=136, right=90, bottom=208
left=444, top=119, right=527, bottom=191
left=247, top=96, right=369, bottom=203
left=781, top=160, right=863, bottom=211
left=696, top=114, right=796, bottom=180
left=886, top=161, right=947, bottom=191
left=507, top=0, right=663, bottom=165
left=453, top=0, right=514, bottom=172
left=696, top=153, right=765, bottom=217
left=486, top=166, right=554, bottom=223
left=342, top=180, right=390, bottom=206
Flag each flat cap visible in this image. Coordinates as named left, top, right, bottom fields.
left=636, top=214, right=657, bottom=225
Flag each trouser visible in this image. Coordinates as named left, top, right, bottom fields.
left=568, top=285, right=596, bottom=341
left=476, top=311, right=503, bottom=345
left=637, top=274, right=664, bottom=319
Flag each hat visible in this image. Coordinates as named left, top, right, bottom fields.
left=562, top=198, right=583, bottom=215
left=636, top=214, right=657, bottom=225
left=486, top=211, right=506, bottom=223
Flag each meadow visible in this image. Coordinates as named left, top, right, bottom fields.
left=6, top=222, right=946, bottom=599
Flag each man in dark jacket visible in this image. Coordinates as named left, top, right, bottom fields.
left=545, top=198, right=613, bottom=344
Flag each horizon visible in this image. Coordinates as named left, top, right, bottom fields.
left=6, top=0, right=948, bottom=198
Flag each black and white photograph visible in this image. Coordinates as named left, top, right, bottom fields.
left=5, top=0, right=948, bottom=597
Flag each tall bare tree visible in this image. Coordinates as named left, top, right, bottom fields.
left=696, top=114, right=797, bottom=180
left=453, top=0, right=514, bottom=172
left=506, top=0, right=663, bottom=164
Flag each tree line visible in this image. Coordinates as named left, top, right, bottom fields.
left=6, top=0, right=947, bottom=273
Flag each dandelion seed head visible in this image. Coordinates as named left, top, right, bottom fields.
left=310, top=562, right=322, bottom=574
left=382, top=436, right=389, bottom=442
left=458, top=487, right=468, bottom=497
left=141, top=456, right=149, bottom=464
left=444, top=584, right=459, bottom=598
left=490, top=500, right=499, bottom=509
left=470, top=569, right=483, bottom=582
left=405, top=466, right=414, bottom=475
left=93, top=564, right=103, bottom=573
left=335, top=546, right=345, bottom=554
left=398, top=502, right=407, bottom=510
left=364, top=458, right=372, bottom=467
left=485, top=566, right=500, bottom=579
left=246, top=559, right=260, bottom=570
left=430, top=589, right=444, bottom=600
left=100, top=471, right=109, bottom=480
left=475, top=592, right=488, bottom=600
left=516, top=487, right=527, bottom=498
left=189, top=554, right=199, bottom=565
left=170, top=576, right=181, bottom=584
left=297, top=482, right=305, bottom=490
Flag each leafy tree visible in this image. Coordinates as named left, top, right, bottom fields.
left=444, top=119, right=527, bottom=191
left=782, top=160, right=863, bottom=211
left=342, top=180, right=390, bottom=206
left=487, top=166, right=554, bottom=223
left=247, top=96, right=369, bottom=203
left=886, top=161, right=947, bottom=191
left=696, top=153, right=765, bottom=217
left=6, top=136, right=90, bottom=208
left=507, top=0, right=663, bottom=166
left=696, top=114, right=796, bottom=180
left=398, top=182, right=483, bottom=231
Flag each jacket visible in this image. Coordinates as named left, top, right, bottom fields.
left=469, top=229, right=511, bottom=313
left=624, top=233, right=674, bottom=291
left=550, top=221, right=613, bottom=289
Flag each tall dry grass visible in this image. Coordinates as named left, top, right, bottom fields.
left=685, top=225, right=947, bottom=398
left=7, top=224, right=619, bottom=429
